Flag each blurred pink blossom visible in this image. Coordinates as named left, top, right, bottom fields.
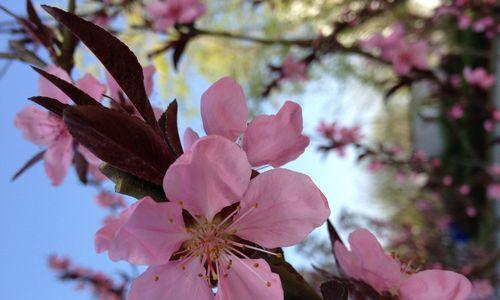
left=469, top=279, right=494, bottom=300
left=94, top=192, right=126, bottom=209
left=145, top=0, right=205, bottom=32
left=281, top=55, right=307, bottom=81
left=459, top=184, right=470, bottom=196
left=450, top=104, right=465, bottom=119
left=487, top=183, right=500, bottom=200
left=334, top=229, right=472, bottom=299
left=463, top=67, right=495, bottom=90
left=473, top=17, right=494, bottom=32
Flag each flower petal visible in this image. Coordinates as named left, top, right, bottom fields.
left=128, top=260, right=213, bottom=300
left=39, top=65, right=71, bottom=104
left=232, top=168, right=330, bottom=248
left=15, top=106, right=65, bottom=146
left=399, top=270, right=472, bottom=300
left=215, top=258, right=283, bottom=300
left=44, top=131, right=73, bottom=186
left=95, top=197, right=189, bottom=265
left=346, top=229, right=403, bottom=293
left=164, top=135, right=251, bottom=220
left=183, top=127, right=200, bottom=150
left=201, top=77, right=248, bottom=141
left=75, top=73, right=107, bottom=101
left=242, top=101, right=309, bottom=167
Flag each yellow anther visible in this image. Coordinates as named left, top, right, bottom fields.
left=168, top=218, right=174, bottom=224
left=253, top=263, right=259, bottom=268
left=266, top=281, right=272, bottom=287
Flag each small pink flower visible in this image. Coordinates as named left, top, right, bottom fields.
left=391, top=41, right=430, bottom=75
left=459, top=184, right=470, bottom=195
left=443, top=175, right=453, bottom=186
left=368, top=160, right=384, bottom=173
left=145, top=0, right=205, bottom=32
left=458, top=15, right=472, bottom=29
left=469, top=279, right=494, bottom=300
left=281, top=55, right=307, bottom=81
left=362, top=23, right=405, bottom=60
left=493, top=108, right=500, bottom=121
left=94, top=192, right=126, bottom=209
left=483, top=120, right=494, bottom=132
left=450, top=104, right=465, bottom=119
left=489, top=165, right=500, bottom=176
left=15, top=66, right=106, bottom=186
left=487, top=183, right=500, bottom=200
left=466, top=206, right=476, bottom=217
left=463, top=67, right=495, bottom=90
left=188, top=77, right=310, bottom=167
left=48, top=255, right=71, bottom=270
left=473, top=17, right=494, bottom=32
left=334, top=229, right=471, bottom=299
left=95, top=136, right=330, bottom=299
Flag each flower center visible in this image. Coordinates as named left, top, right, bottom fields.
left=171, top=204, right=281, bottom=288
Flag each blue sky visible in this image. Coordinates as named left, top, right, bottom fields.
left=0, top=1, right=382, bottom=299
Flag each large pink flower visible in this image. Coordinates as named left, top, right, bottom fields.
left=145, top=0, right=205, bottom=32
left=95, top=135, right=330, bottom=299
left=187, top=77, right=310, bottom=167
left=334, top=229, right=471, bottom=300
left=15, top=65, right=106, bottom=185
left=281, top=55, right=307, bottom=82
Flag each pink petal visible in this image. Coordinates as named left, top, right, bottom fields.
left=75, top=74, right=107, bottom=101
left=242, top=101, right=309, bottom=167
left=44, top=131, right=73, bottom=186
left=15, top=106, right=66, bottom=146
left=163, top=135, right=251, bottom=220
left=399, top=270, right=472, bottom=300
left=143, top=65, right=156, bottom=97
left=183, top=127, right=200, bottom=150
left=177, top=0, right=206, bottom=24
left=95, top=197, right=189, bottom=265
left=232, top=168, right=330, bottom=248
left=200, top=77, right=248, bottom=141
left=333, top=241, right=363, bottom=279
left=39, top=65, right=71, bottom=104
left=347, top=229, right=403, bottom=293
left=215, top=258, right=283, bottom=300
left=128, top=260, right=213, bottom=300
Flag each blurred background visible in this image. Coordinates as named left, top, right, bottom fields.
left=0, top=0, right=498, bottom=299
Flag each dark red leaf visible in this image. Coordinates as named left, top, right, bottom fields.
left=28, top=96, right=68, bottom=117
left=158, top=100, right=183, bottom=157
left=73, top=148, right=89, bottom=184
left=31, top=66, right=101, bottom=106
left=63, top=105, right=173, bottom=185
left=42, top=5, right=161, bottom=135
left=26, top=0, right=55, bottom=49
left=12, top=150, right=45, bottom=181
left=320, top=279, right=349, bottom=300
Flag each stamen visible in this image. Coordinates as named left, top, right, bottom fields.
left=226, top=203, right=259, bottom=231
left=227, top=240, right=282, bottom=257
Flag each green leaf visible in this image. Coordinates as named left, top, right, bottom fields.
left=100, top=164, right=167, bottom=202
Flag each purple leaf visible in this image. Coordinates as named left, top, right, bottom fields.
left=63, top=105, right=173, bottom=185
left=28, top=96, right=68, bottom=117
left=42, top=5, right=161, bottom=135
left=158, top=100, right=183, bottom=157
left=12, top=150, right=45, bottom=181
left=31, top=66, right=101, bottom=106
left=320, top=279, right=349, bottom=300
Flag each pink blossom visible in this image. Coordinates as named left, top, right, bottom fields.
left=368, top=160, right=384, bottom=173
left=469, top=279, right=494, bottom=300
left=473, top=17, right=494, bottom=32
left=188, top=77, right=309, bottom=167
left=466, top=206, right=476, bottom=217
left=493, top=108, right=500, bottom=121
left=489, top=165, right=500, bottom=176
left=281, top=55, right=307, bottom=81
left=449, top=74, right=462, bottom=88
left=15, top=65, right=106, bottom=185
left=94, top=192, right=126, bottom=209
left=391, top=41, right=430, bottom=75
left=443, top=175, right=453, bottom=186
left=487, top=183, right=500, bottom=200
left=95, top=136, right=330, bottom=299
left=317, top=121, right=361, bottom=156
left=48, top=255, right=71, bottom=270
left=463, top=67, right=495, bottom=90
left=362, top=23, right=405, bottom=60
left=334, top=229, right=472, bottom=299
left=450, top=104, right=465, bottom=119
left=459, top=184, right=470, bottom=196
left=483, top=120, right=494, bottom=132
left=145, top=0, right=205, bottom=32
left=458, top=15, right=472, bottom=29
